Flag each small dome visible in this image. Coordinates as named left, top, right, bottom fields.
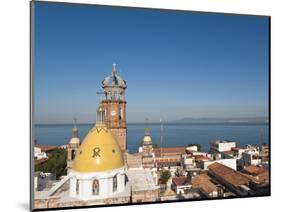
left=72, top=125, right=124, bottom=173
left=102, top=64, right=127, bottom=89
left=143, top=135, right=152, bottom=145
left=69, top=137, right=80, bottom=145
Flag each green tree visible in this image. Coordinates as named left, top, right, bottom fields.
left=35, top=149, right=67, bottom=180
left=160, top=170, right=171, bottom=185
left=152, top=143, right=159, bottom=148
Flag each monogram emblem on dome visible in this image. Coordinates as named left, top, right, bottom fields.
left=92, top=147, right=101, bottom=158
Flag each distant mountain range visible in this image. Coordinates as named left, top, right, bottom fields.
left=173, top=117, right=268, bottom=124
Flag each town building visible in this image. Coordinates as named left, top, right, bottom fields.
left=171, top=176, right=192, bottom=195
left=34, top=144, right=58, bottom=165
left=242, top=145, right=262, bottom=166
left=210, top=140, right=236, bottom=153
left=242, top=165, right=269, bottom=195
left=201, top=158, right=237, bottom=170
left=34, top=172, right=55, bottom=192
left=153, top=147, right=186, bottom=168
left=34, top=146, right=47, bottom=160
left=127, top=169, right=160, bottom=202
left=208, top=162, right=252, bottom=196
left=191, top=172, right=218, bottom=198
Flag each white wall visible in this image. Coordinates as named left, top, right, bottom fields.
left=69, top=167, right=126, bottom=200
left=218, top=142, right=236, bottom=152
left=203, top=158, right=237, bottom=170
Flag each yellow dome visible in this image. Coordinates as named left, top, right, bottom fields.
left=143, top=135, right=152, bottom=145
left=72, top=125, right=124, bottom=173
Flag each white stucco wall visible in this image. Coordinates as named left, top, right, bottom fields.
left=69, top=166, right=126, bottom=200
left=218, top=142, right=236, bottom=152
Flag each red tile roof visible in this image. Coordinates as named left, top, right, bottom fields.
left=208, top=162, right=250, bottom=187
left=195, top=155, right=210, bottom=161
left=244, top=165, right=268, bottom=175
left=153, top=147, right=186, bottom=157
left=172, top=176, right=190, bottom=186
left=35, top=158, right=48, bottom=165
left=192, top=173, right=217, bottom=194
left=155, top=161, right=180, bottom=167
left=243, top=165, right=269, bottom=183
left=222, top=150, right=234, bottom=154
left=256, top=171, right=269, bottom=183
left=231, top=147, right=241, bottom=151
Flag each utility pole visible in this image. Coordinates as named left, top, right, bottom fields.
left=160, top=118, right=163, bottom=157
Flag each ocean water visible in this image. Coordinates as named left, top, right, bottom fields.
left=34, top=123, right=269, bottom=153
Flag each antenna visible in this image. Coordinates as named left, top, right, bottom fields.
left=260, top=129, right=263, bottom=145
left=145, top=117, right=150, bottom=135
left=160, top=118, right=163, bottom=157
left=74, top=117, right=78, bottom=127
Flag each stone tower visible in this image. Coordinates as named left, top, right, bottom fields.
left=100, top=64, right=127, bottom=152
left=67, top=118, right=80, bottom=172
left=141, top=125, right=154, bottom=168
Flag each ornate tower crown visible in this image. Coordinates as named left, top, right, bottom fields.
left=102, top=64, right=126, bottom=88
left=101, top=64, right=127, bottom=101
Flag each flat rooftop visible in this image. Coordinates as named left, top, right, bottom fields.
left=126, top=169, right=159, bottom=192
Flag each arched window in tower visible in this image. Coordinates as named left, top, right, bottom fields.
left=71, top=149, right=75, bottom=160
left=76, top=179, right=79, bottom=195
left=113, top=175, right=117, bottom=192
left=92, top=179, right=99, bottom=195
left=119, top=108, right=122, bottom=121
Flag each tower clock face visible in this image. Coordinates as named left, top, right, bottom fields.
left=111, top=110, right=116, bottom=116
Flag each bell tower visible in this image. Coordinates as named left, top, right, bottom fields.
left=67, top=118, right=80, bottom=172
left=141, top=119, right=154, bottom=168
left=100, top=64, right=127, bottom=152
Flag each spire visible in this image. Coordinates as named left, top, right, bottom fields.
left=144, top=118, right=150, bottom=136
left=72, top=118, right=78, bottom=138
left=112, top=63, right=117, bottom=75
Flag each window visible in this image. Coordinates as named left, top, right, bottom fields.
left=113, top=175, right=117, bottom=192
left=76, top=179, right=79, bottom=195
left=119, top=108, right=122, bottom=120
left=71, top=149, right=75, bottom=160
left=92, top=179, right=99, bottom=195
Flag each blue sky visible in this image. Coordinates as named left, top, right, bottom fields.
left=34, top=2, right=269, bottom=124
